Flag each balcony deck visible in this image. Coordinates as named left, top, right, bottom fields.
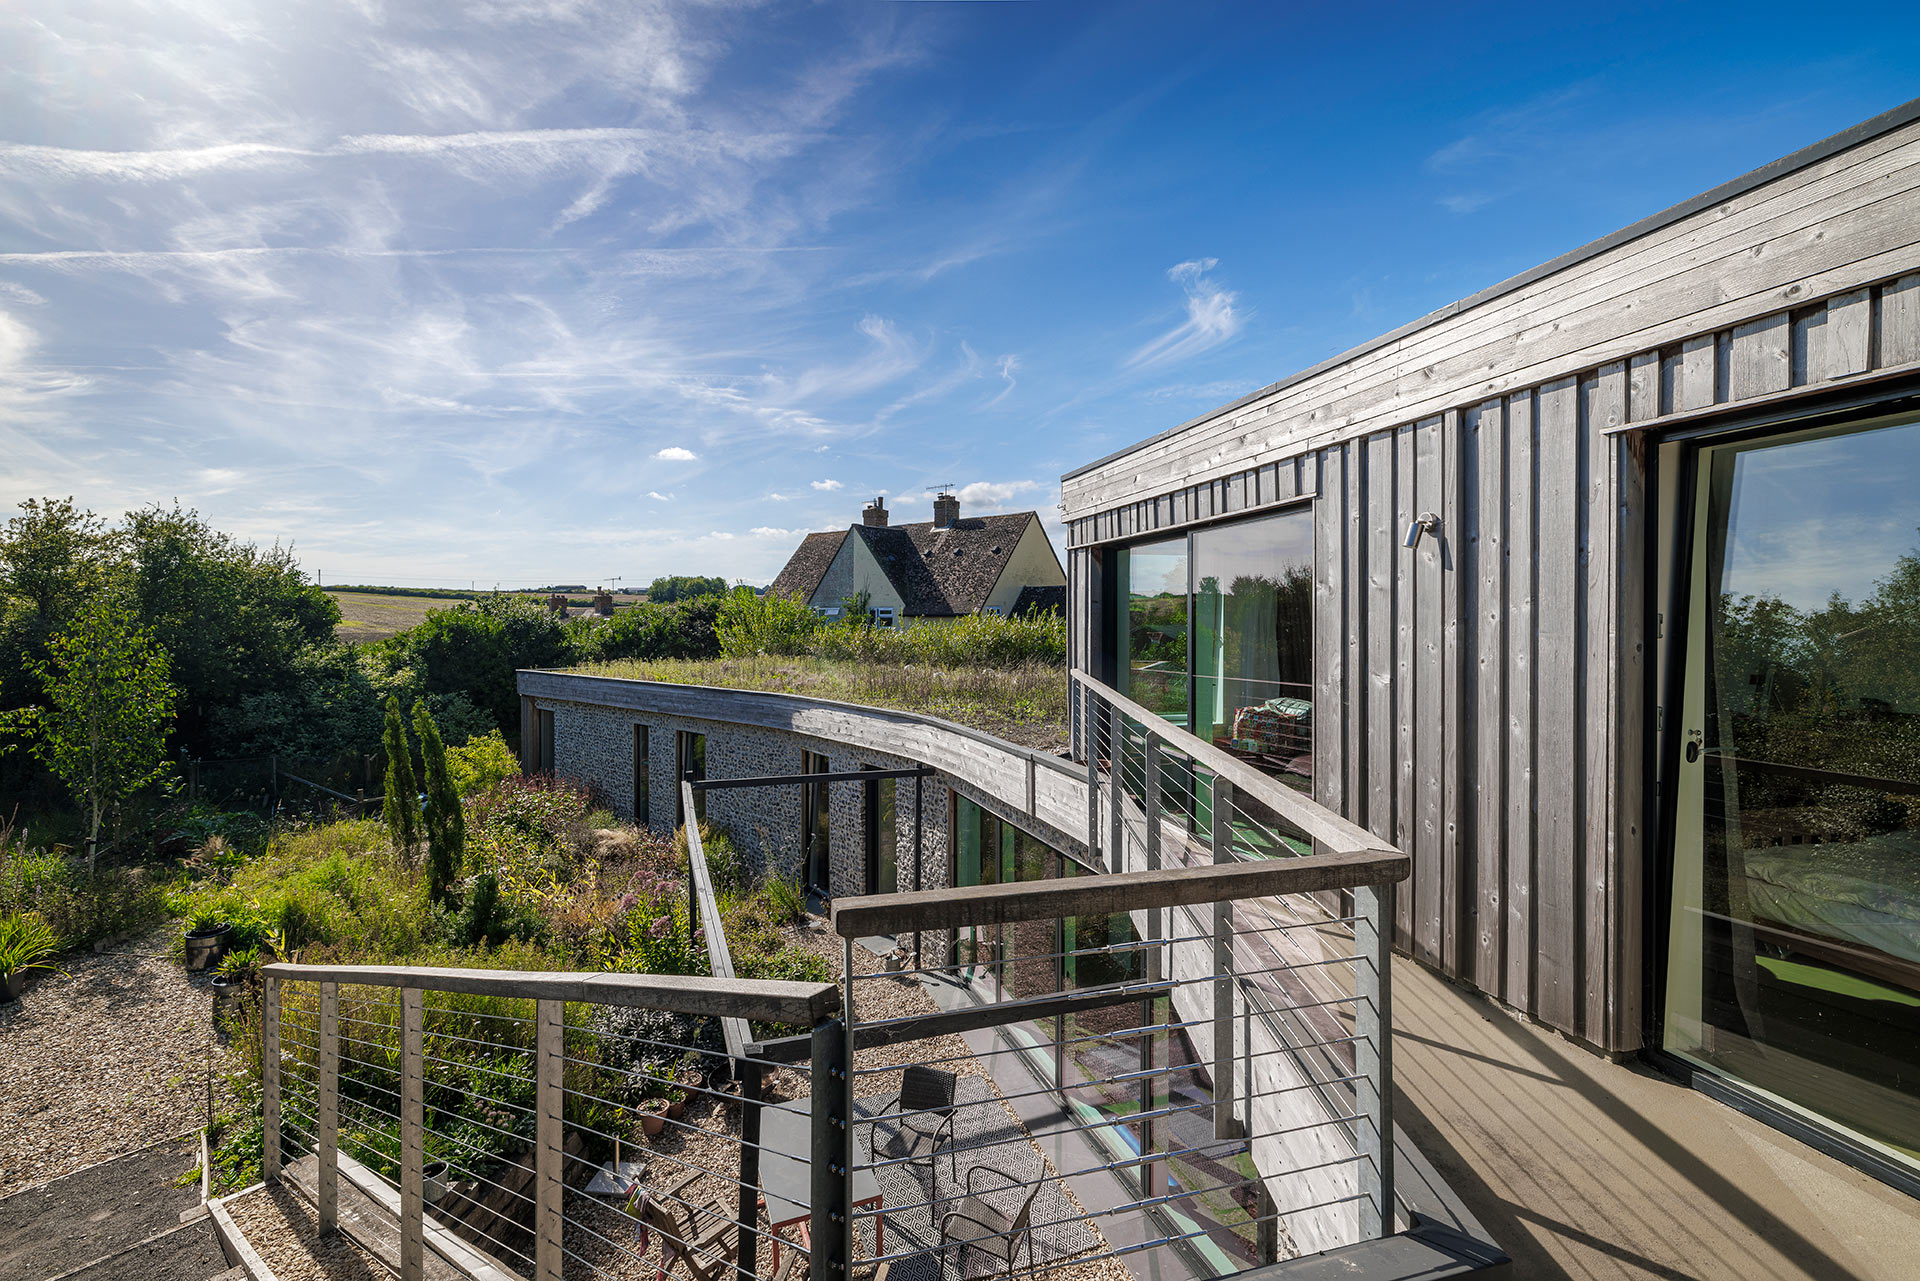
left=1393, top=956, right=1920, bottom=1281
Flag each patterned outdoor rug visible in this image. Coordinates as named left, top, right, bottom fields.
left=858, top=1075, right=1100, bottom=1280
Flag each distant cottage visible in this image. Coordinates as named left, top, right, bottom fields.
left=768, top=490, right=1065, bottom=626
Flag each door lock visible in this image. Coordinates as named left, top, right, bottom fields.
left=1685, top=729, right=1703, bottom=764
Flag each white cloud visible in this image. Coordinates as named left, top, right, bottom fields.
left=654, top=446, right=698, bottom=461
left=766, top=492, right=789, bottom=501
left=706, top=531, right=735, bottom=540
left=811, top=479, right=842, bottom=491
left=646, top=490, right=673, bottom=501
left=957, top=479, right=1044, bottom=510
left=748, top=526, right=797, bottom=538
left=1127, top=258, right=1244, bottom=369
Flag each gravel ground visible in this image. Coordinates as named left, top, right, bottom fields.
left=224, top=1182, right=389, bottom=1281
left=0, top=923, right=217, bottom=1198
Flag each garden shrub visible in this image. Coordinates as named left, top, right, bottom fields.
left=445, top=729, right=519, bottom=798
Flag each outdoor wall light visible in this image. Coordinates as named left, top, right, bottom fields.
left=1403, top=512, right=1440, bottom=550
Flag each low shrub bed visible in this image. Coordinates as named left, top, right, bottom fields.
left=179, top=772, right=821, bottom=1194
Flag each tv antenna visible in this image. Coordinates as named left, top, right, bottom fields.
left=925, top=482, right=957, bottom=495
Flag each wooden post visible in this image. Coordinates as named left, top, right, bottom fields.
left=1083, top=680, right=1101, bottom=871
left=809, top=1018, right=850, bottom=1280
left=400, top=989, right=424, bottom=1281
left=1212, top=777, right=1241, bottom=1140
left=188, top=759, right=199, bottom=802
left=736, top=1062, right=764, bottom=1276
left=318, top=982, right=339, bottom=1236
left=1355, top=882, right=1395, bottom=1239
left=1107, top=704, right=1124, bottom=874
left=536, top=999, right=564, bottom=1281
left=262, top=975, right=282, bottom=1183
left=912, top=772, right=924, bottom=972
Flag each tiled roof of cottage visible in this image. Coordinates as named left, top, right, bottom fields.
left=866, top=512, right=1038, bottom=615
left=767, top=511, right=1046, bottom=615
left=1010, top=584, right=1066, bottom=617
left=768, top=530, right=846, bottom=601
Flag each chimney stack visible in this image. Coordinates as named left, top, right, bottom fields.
left=931, top=489, right=959, bottom=529
left=862, top=496, right=889, bottom=527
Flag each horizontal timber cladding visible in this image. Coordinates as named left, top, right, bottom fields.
left=1062, top=105, right=1920, bottom=1053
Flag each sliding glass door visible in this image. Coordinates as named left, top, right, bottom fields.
left=1664, top=412, right=1920, bottom=1172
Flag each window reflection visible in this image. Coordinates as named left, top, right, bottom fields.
left=1666, top=414, right=1920, bottom=1172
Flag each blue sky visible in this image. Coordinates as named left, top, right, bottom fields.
left=3, top=2, right=1917, bottom=588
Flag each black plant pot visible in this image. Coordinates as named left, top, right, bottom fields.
left=1, top=971, right=23, bottom=1004
left=185, top=923, right=232, bottom=972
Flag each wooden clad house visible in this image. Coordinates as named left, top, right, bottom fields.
left=1061, top=98, right=1920, bottom=1190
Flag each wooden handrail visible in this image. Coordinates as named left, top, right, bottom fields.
left=1071, top=668, right=1383, bottom=855
left=683, top=780, right=750, bottom=1063
left=260, top=962, right=840, bottom=1025
left=831, top=848, right=1406, bottom=936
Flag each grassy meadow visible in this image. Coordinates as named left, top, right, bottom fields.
left=327, top=589, right=651, bottom=643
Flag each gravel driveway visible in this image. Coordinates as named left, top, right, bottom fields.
left=0, top=923, right=214, bottom=1198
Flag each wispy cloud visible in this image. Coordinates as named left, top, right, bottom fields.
left=1127, top=258, right=1244, bottom=369
left=986, top=354, right=1020, bottom=408
left=811, top=479, right=842, bottom=491
left=647, top=490, right=673, bottom=501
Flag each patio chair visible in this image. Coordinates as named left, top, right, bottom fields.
left=938, top=1166, right=1039, bottom=1279
left=643, top=1168, right=737, bottom=1281
left=878, top=1064, right=960, bottom=1180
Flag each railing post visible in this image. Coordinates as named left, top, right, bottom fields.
left=318, top=981, right=339, bottom=1236
left=1083, top=680, right=1101, bottom=871
left=810, top=1017, right=851, bottom=1279
left=262, top=975, right=282, bottom=1184
left=1355, top=881, right=1395, bottom=1240
left=1106, top=702, right=1124, bottom=873
left=737, top=1062, right=763, bottom=1277
left=1212, top=777, right=1241, bottom=1140
left=536, top=999, right=565, bottom=1281
left=401, top=988, right=424, bottom=1281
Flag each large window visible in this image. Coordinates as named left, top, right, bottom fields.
left=803, top=751, right=831, bottom=893
left=864, top=767, right=897, bottom=895
left=1115, top=507, right=1314, bottom=783
left=675, top=730, right=705, bottom=826
left=1663, top=413, right=1920, bottom=1173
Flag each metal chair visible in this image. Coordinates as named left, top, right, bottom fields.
left=879, top=1064, right=959, bottom=1180
left=937, top=1166, right=1039, bottom=1279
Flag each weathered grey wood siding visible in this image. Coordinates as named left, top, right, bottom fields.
left=1061, top=102, right=1920, bottom=1051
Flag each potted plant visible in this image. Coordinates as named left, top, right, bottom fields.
left=879, top=946, right=910, bottom=974
left=423, top=1160, right=451, bottom=1205
left=639, top=1098, right=668, bottom=1137
left=184, top=907, right=231, bottom=972
left=663, top=1085, right=686, bottom=1122
left=0, top=911, right=59, bottom=1004
left=211, top=946, right=260, bottom=1011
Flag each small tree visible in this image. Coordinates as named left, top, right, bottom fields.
left=381, top=696, right=421, bottom=856
left=413, top=698, right=465, bottom=903
left=0, top=594, right=176, bottom=873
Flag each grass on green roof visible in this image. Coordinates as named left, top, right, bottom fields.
left=569, top=656, right=1069, bottom=753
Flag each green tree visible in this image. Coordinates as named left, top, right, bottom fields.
left=0, top=595, right=176, bottom=872
left=375, top=594, right=569, bottom=736
left=381, top=697, right=421, bottom=856
left=413, top=698, right=464, bottom=903
left=645, top=575, right=727, bottom=604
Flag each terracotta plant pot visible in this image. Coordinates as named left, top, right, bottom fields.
left=641, top=1110, right=666, bottom=1137
left=665, top=1100, right=685, bottom=1121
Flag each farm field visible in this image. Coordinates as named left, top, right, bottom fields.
left=326, top=589, right=650, bottom=643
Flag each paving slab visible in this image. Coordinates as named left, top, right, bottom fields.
left=0, top=1133, right=203, bottom=1281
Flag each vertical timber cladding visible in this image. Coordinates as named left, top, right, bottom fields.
left=1305, top=376, right=1646, bottom=1049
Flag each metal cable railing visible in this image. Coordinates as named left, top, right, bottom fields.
left=821, top=686, right=1407, bottom=1281
left=262, top=963, right=840, bottom=1281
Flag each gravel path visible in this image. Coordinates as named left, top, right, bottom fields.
left=0, top=923, right=215, bottom=1198
left=224, top=1183, right=389, bottom=1281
